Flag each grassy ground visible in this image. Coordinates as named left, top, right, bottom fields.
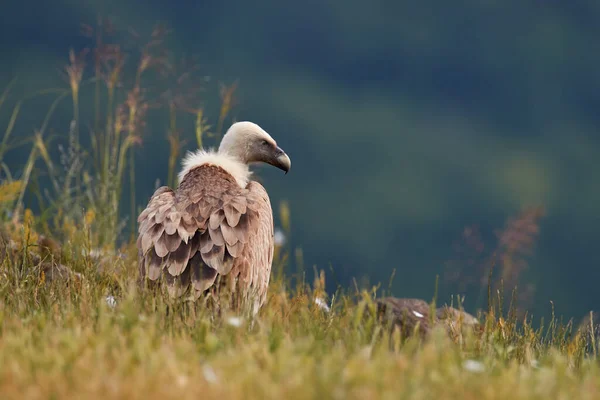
left=0, top=234, right=599, bottom=400
left=1, top=18, right=600, bottom=399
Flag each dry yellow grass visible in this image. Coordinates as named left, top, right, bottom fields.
left=0, top=231, right=598, bottom=400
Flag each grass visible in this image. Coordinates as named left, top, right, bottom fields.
left=1, top=17, right=600, bottom=399
left=0, top=233, right=599, bottom=399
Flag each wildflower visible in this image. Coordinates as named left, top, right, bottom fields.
left=412, top=310, right=424, bottom=318
left=202, top=364, right=218, bottom=383
left=226, top=316, right=243, bottom=328
left=462, top=359, right=485, bottom=373
left=274, top=228, right=286, bottom=246
left=176, top=374, right=188, bottom=387
left=314, top=297, right=331, bottom=313
left=105, top=295, right=117, bottom=309
left=0, top=181, right=22, bottom=206
left=84, top=209, right=96, bottom=226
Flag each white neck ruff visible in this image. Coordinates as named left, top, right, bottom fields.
left=178, top=149, right=252, bottom=188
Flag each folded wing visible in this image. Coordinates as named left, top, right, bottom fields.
left=137, top=164, right=274, bottom=310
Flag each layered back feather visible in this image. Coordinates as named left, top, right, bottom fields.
left=137, top=160, right=274, bottom=315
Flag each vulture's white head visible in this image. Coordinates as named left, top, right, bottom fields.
left=219, top=121, right=291, bottom=173
left=179, top=121, right=291, bottom=187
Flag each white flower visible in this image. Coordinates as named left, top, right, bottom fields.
left=412, top=310, right=424, bottom=318
left=176, top=374, right=188, bottom=387
left=226, top=316, right=243, bottom=328
left=314, top=297, right=331, bottom=313
left=274, top=229, right=286, bottom=246
left=105, top=295, right=117, bottom=309
left=462, top=359, right=485, bottom=373
left=202, top=364, right=218, bottom=383
left=88, top=248, right=103, bottom=258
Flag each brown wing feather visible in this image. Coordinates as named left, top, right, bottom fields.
left=222, top=181, right=274, bottom=313
left=136, top=165, right=274, bottom=312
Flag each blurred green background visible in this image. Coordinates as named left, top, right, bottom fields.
left=2, top=0, right=600, bottom=320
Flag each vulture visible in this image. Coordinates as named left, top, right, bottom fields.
left=136, top=121, right=291, bottom=314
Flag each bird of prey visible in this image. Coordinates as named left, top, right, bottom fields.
left=136, top=121, right=291, bottom=315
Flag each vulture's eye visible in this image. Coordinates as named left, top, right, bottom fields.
left=261, top=140, right=270, bottom=146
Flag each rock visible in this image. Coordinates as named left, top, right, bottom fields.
left=40, top=262, right=83, bottom=286
left=375, top=297, right=480, bottom=340
left=376, top=297, right=434, bottom=338
left=37, top=234, right=62, bottom=260
left=436, top=305, right=480, bottom=338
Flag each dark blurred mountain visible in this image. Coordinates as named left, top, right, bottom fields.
left=2, top=0, right=600, bottom=320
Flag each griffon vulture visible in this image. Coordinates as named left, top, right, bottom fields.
left=136, top=121, right=291, bottom=314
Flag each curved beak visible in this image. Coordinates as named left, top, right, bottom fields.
left=272, top=146, right=291, bottom=174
